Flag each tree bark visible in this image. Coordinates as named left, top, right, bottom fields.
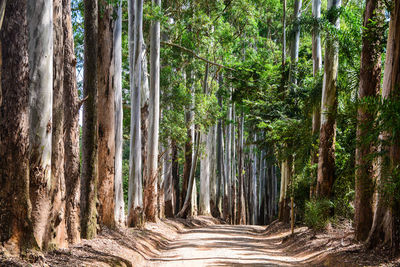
left=145, top=0, right=161, bottom=222
left=49, top=0, right=68, bottom=249
left=316, top=0, right=340, bottom=199
left=367, top=0, right=400, bottom=251
left=310, top=0, right=322, bottom=198
left=63, top=0, right=81, bottom=244
left=127, top=0, right=144, bottom=227
left=28, top=0, right=54, bottom=249
left=237, top=115, right=246, bottom=224
left=81, top=0, right=99, bottom=239
left=231, top=104, right=237, bottom=224
left=113, top=1, right=125, bottom=227
left=97, top=0, right=115, bottom=229
left=171, top=141, right=180, bottom=214
left=354, top=0, right=384, bottom=242
left=200, top=126, right=212, bottom=216
left=0, top=0, right=37, bottom=253
left=289, top=0, right=302, bottom=84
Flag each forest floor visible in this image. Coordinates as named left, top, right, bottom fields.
left=1, top=216, right=400, bottom=267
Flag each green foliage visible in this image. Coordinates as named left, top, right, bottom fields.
left=304, top=199, right=334, bottom=230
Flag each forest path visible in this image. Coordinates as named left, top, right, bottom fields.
left=147, top=223, right=331, bottom=267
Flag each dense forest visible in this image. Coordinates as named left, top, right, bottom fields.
left=0, top=0, right=400, bottom=265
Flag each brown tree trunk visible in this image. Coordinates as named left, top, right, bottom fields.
left=63, top=0, right=81, bottom=244
left=316, top=0, right=340, bottom=199
left=237, top=115, right=246, bottom=224
left=171, top=141, right=180, bottom=215
left=81, top=0, right=99, bottom=239
left=354, top=0, right=384, bottom=242
left=97, top=0, right=115, bottom=229
left=49, top=0, right=68, bottom=249
left=0, top=0, right=37, bottom=254
left=367, top=0, right=400, bottom=251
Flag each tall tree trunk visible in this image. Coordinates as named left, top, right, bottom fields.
left=310, top=0, right=322, bottom=198
left=289, top=0, right=302, bottom=84
left=0, top=0, right=37, bottom=253
left=97, top=0, right=115, bottom=229
left=28, top=0, right=54, bottom=249
left=216, top=73, right=224, bottom=218
left=279, top=159, right=291, bottom=223
left=127, top=0, right=144, bottom=227
left=225, top=89, right=233, bottom=222
left=316, top=0, right=340, bottom=199
left=259, top=150, right=266, bottom=224
left=145, top=0, right=161, bottom=222
left=164, top=140, right=174, bottom=217
left=63, top=0, right=81, bottom=244
left=0, top=0, right=5, bottom=106
left=251, top=140, right=258, bottom=225
left=209, top=124, right=218, bottom=216
left=182, top=70, right=193, bottom=211
left=50, top=0, right=68, bottom=249
left=280, top=0, right=287, bottom=95
left=200, top=126, right=212, bottom=215
left=237, top=115, right=246, bottom=224
left=367, top=0, right=400, bottom=251
left=81, top=0, right=98, bottom=239
left=354, top=0, right=384, bottom=242
left=231, top=104, right=237, bottom=224
left=113, top=1, right=125, bottom=227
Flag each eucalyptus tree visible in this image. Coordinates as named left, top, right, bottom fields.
left=127, top=0, right=144, bottom=227
left=0, top=0, right=36, bottom=253
left=63, top=0, right=81, bottom=244
left=81, top=0, right=98, bottom=239
left=51, top=0, right=68, bottom=249
left=28, top=0, right=54, bottom=249
left=145, top=0, right=161, bottom=222
left=367, top=0, right=400, bottom=251
left=310, top=0, right=322, bottom=198
left=97, top=0, right=116, bottom=229
left=316, top=0, right=341, bottom=198
left=113, top=0, right=125, bottom=227
left=354, top=0, right=385, bottom=241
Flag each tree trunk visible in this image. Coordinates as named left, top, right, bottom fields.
left=316, top=0, right=340, bottom=199
left=209, top=124, right=218, bottom=216
left=200, top=128, right=211, bottom=215
left=310, top=0, right=322, bottom=199
left=97, top=0, right=115, bottom=229
left=0, top=0, right=5, bottom=107
left=251, top=140, right=258, bottom=225
left=367, top=0, right=400, bottom=251
left=113, top=1, right=125, bottom=227
left=0, top=0, right=37, bottom=253
left=354, top=0, right=384, bottom=242
left=127, top=0, right=144, bottom=227
left=289, top=0, right=302, bottom=84
left=145, top=0, right=161, bottom=222
left=63, top=0, right=81, bottom=244
left=237, top=115, right=246, bottom=224
left=171, top=141, right=180, bottom=214
left=279, top=159, right=291, bottom=223
left=225, top=89, right=233, bottom=222
left=81, top=0, right=98, bottom=239
left=28, top=0, right=54, bottom=249
left=49, top=0, right=68, bottom=249
left=231, top=104, right=237, bottom=224
left=216, top=73, right=224, bottom=218
left=164, top=140, right=174, bottom=217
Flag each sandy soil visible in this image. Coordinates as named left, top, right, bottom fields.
left=1, top=216, right=399, bottom=267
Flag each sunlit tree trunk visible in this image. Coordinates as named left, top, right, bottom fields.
left=310, top=0, right=322, bottom=198
left=367, top=0, right=400, bottom=251
left=0, top=0, right=37, bottom=253
left=251, top=139, right=258, bottom=225
left=289, top=0, right=302, bottom=84
left=28, top=0, right=54, bottom=249
left=113, top=1, right=125, bottom=227
left=216, top=73, right=224, bottom=218
left=316, top=0, right=340, bottom=199
left=49, top=0, right=68, bottom=249
left=145, top=0, right=161, bottom=222
left=63, top=0, right=81, bottom=244
left=164, top=139, right=174, bottom=217
left=225, top=89, right=233, bottom=222
left=97, top=0, right=115, bottom=229
left=199, top=128, right=211, bottom=215
left=127, top=0, right=144, bottom=227
left=354, top=0, right=384, bottom=242
left=278, top=158, right=291, bottom=223
left=209, top=124, right=218, bottom=216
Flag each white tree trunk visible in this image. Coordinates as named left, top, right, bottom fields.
left=114, top=2, right=125, bottom=227
left=145, top=0, right=161, bottom=222
left=127, top=0, right=144, bottom=227
left=28, top=0, right=53, bottom=249
left=225, top=89, right=232, bottom=221
left=209, top=124, right=217, bottom=215
left=289, top=0, right=302, bottom=84
left=200, top=129, right=211, bottom=215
